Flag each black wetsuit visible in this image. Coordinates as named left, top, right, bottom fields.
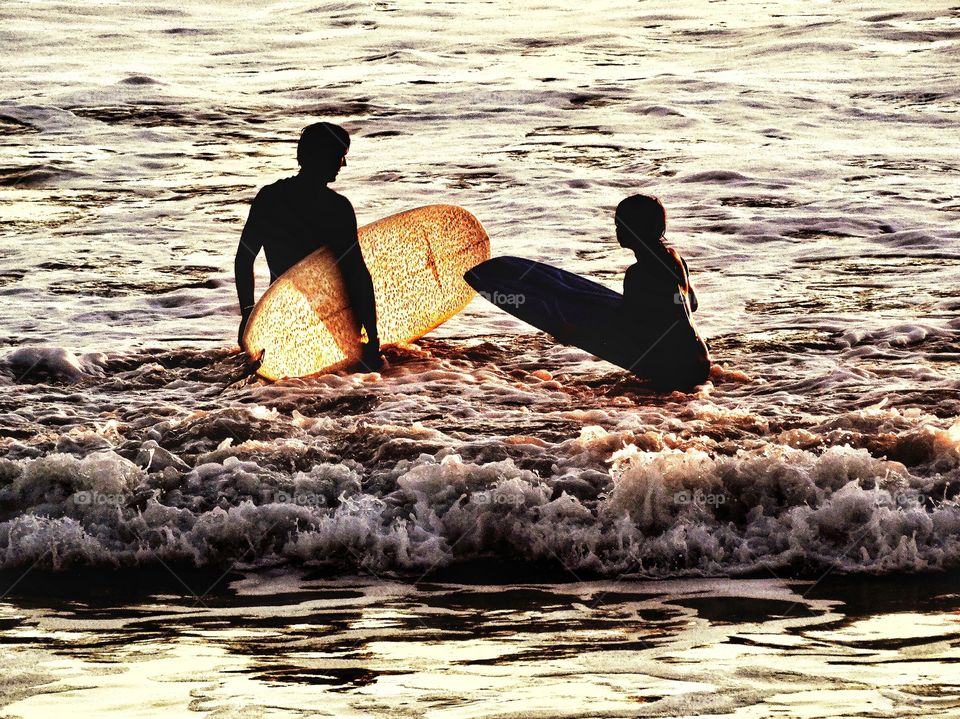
left=237, top=173, right=378, bottom=341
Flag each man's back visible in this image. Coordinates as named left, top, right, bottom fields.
left=244, top=175, right=356, bottom=282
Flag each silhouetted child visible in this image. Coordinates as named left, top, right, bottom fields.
left=614, top=194, right=710, bottom=389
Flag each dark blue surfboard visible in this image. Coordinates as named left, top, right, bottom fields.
left=465, top=256, right=710, bottom=389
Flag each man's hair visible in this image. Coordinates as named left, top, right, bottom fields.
left=615, top=194, right=666, bottom=245
left=297, top=122, right=350, bottom=170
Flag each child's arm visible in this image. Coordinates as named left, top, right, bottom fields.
left=680, top=256, right=698, bottom=313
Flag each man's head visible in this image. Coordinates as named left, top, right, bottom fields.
left=297, top=122, right=350, bottom=182
left=615, top=194, right=666, bottom=252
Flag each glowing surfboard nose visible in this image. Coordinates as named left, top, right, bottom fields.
left=242, top=204, right=491, bottom=380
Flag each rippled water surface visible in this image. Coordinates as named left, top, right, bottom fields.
left=1, top=0, right=959, bottom=715
left=2, top=572, right=960, bottom=718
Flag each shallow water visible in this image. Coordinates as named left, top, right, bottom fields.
left=1, top=571, right=959, bottom=718
left=1, top=0, right=959, bottom=714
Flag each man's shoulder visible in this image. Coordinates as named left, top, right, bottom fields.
left=252, top=176, right=296, bottom=204
left=263, top=174, right=303, bottom=194
left=322, top=187, right=354, bottom=211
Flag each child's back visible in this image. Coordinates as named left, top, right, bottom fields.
left=614, top=195, right=710, bottom=389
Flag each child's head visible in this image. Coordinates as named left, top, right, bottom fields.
left=615, top=194, right=666, bottom=252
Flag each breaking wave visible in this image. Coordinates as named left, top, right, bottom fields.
left=1, top=343, right=958, bottom=579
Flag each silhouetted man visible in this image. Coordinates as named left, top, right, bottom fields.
left=235, top=122, right=381, bottom=370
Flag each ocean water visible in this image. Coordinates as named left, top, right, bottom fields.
left=1, top=0, right=959, bottom=715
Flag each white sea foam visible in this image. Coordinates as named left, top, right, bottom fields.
left=0, top=347, right=108, bottom=382
left=0, top=403, right=957, bottom=577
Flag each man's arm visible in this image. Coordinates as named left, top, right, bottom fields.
left=235, top=195, right=265, bottom=345
left=332, top=200, right=380, bottom=367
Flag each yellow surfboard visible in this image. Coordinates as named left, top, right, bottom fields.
left=242, top=204, right=490, bottom=380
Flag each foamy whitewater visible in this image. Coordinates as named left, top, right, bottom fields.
left=0, top=1, right=959, bottom=715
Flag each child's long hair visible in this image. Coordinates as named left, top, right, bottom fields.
left=615, top=195, right=682, bottom=281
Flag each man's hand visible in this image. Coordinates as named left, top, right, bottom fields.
left=359, top=337, right=384, bottom=372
